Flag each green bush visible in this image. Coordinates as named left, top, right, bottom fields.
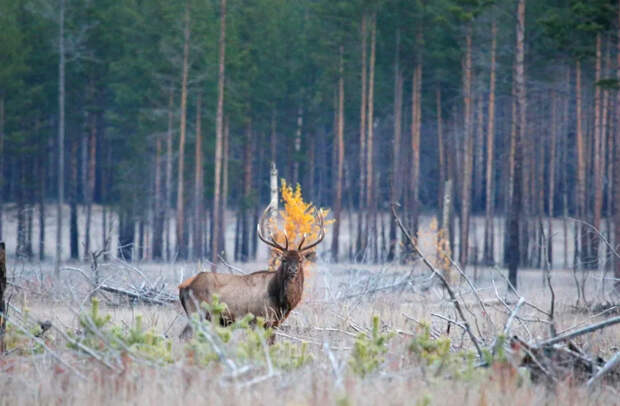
left=186, top=294, right=312, bottom=370
left=408, top=322, right=484, bottom=381
left=349, top=315, right=394, bottom=377
left=69, top=298, right=173, bottom=363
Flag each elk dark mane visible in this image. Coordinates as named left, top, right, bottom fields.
left=178, top=206, right=324, bottom=339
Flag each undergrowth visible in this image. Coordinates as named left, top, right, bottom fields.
left=186, top=295, right=313, bottom=370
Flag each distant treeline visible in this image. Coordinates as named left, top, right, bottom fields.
left=0, top=0, right=619, bottom=286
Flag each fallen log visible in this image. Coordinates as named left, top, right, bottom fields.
left=100, top=284, right=176, bottom=305
left=536, top=316, right=620, bottom=348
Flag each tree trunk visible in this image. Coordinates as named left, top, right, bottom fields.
left=175, top=1, right=191, bottom=260
left=388, top=30, right=402, bottom=262
left=365, top=12, right=377, bottom=261
left=503, top=78, right=517, bottom=265
left=218, top=116, right=229, bottom=260
left=507, top=0, right=526, bottom=289
left=270, top=110, right=277, bottom=164
left=441, top=179, right=453, bottom=281
left=211, top=0, right=227, bottom=269
left=16, top=161, right=26, bottom=257
left=152, top=132, right=164, bottom=259
left=547, top=91, right=557, bottom=266
left=293, top=106, right=303, bottom=185
left=576, top=59, right=589, bottom=270
left=436, top=87, right=444, bottom=215
left=138, top=220, right=145, bottom=261
left=56, top=0, right=65, bottom=274
left=70, top=138, right=78, bottom=260
left=483, top=19, right=497, bottom=265
left=102, top=142, right=110, bottom=261
left=459, top=22, right=473, bottom=268
left=614, top=0, right=620, bottom=290
left=331, top=46, right=345, bottom=262
left=165, top=88, right=174, bottom=261
left=240, top=121, right=253, bottom=262
left=474, top=95, right=484, bottom=212
left=410, top=30, right=423, bottom=239
left=562, top=67, right=570, bottom=268
left=38, top=152, right=45, bottom=260
left=602, top=39, right=611, bottom=270
left=356, top=13, right=368, bottom=258
left=193, top=93, right=203, bottom=259
left=118, top=207, right=134, bottom=261
left=0, top=97, right=4, bottom=241
left=85, top=92, right=96, bottom=257
left=591, top=33, right=603, bottom=269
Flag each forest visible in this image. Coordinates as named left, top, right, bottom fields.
left=0, top=0, right=620, bottom=404
left=0, top=0, right=619, bottom=281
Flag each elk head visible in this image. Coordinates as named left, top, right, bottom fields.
left=257, top=205, right=325, bottom=276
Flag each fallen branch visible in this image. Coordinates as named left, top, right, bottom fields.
left=537, top=316, right=620, bottom=348
left=391, top=203, right=483, bottom=359
left=100, top=284, right=176, bottom=305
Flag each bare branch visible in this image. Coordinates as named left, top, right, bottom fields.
left=391, top=203, right=483, bottom=359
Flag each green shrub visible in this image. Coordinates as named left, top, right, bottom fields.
left=349, top=315, right=393, bottom=377
left=186, top=294, right=312, bottom=370
left=69, top=298, right=173, bottom=363
left=409, top=323, right=451, bottom=366
left=408, top=322, right=484, bottom=381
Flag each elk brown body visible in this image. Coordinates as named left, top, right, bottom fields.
left=178, top=207, right=324, bottom=338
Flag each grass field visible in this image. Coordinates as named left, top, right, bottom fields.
left=1, top=257, right=619, bottom=405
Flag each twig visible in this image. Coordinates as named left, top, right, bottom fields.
left=539, top=222, right=557, bottom=337
left=587, top=351, right=620, bottom=387
left=392, top=203, right=483, bottom=359
left=491, top=267, right=552, bottom=317
left=431, top=313, right=466, bottom=331
left=447, top=257, right=497, bottom=331
left=536, top=316, right=620, bottom=347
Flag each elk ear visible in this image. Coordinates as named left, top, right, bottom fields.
left=303, top=251, right=316, bottom=262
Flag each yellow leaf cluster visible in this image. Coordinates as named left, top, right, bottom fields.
left=272, top=179, right=333, bottom=250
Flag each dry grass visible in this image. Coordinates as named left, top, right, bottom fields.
left=1, top=256, right=619, bottom=406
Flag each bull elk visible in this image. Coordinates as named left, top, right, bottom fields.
left=178, top=206, right=325, bottom=338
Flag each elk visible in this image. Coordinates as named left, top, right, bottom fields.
left=178, top=206, right=325, bottom=338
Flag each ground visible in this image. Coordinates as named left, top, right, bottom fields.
left=1, top=258, right=618, bottom=405
left=0, top=207, right=619, bottom=405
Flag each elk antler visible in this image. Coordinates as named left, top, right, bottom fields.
left=257, top=206, right=288, bottom=252
left=299, top=208, right=325, bottom=252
